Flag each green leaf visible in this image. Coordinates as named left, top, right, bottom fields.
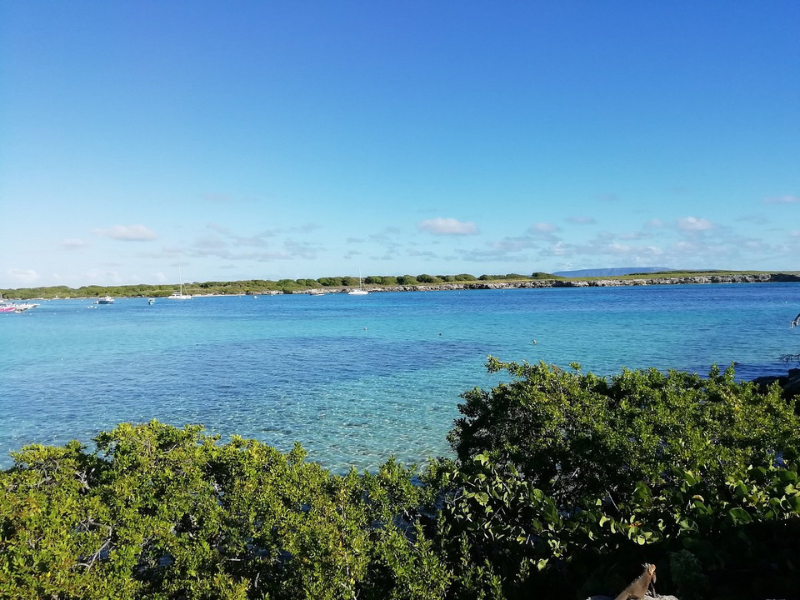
left=729, top=507, right=752, bottom=524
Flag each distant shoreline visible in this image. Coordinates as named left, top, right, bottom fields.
left=353, top=272, right=800, bottom=294
left=3, top=272, right=800, bottom=300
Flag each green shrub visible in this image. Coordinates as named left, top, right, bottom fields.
left=435, top=358, right=800, bottom=599
left=0, top=422, right=450, bottom=600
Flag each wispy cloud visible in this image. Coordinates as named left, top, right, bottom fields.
left=207, top=223, right=232, bottom=235
left=407, top=249, right=438, bottom=259
left=489, top=237, right=536, bottom=252
left=419, top=218, right=478, bottom=236
left=93, top=224, right=159, bottom=241
left=619, top=231, right=651, bottom=241
left=369, top=227, right=402, bottom=242
left=457, top=247, right=527, bottom=262
left=763, top=195, right=800, bottom=204
left=8, top=268, right=39, bottom=284
left=531, top=222, right=558, bottom=233
left=528, top=222, right=560, bottom=242
left=61, top=238, right=89, bottom=249
left=735, top=213, right=769, bottom=225
left=188, top=238, right=322, bottom=262
left=284, top=239, right=320, bottom=260
left=292, top=223, right=321, bottom=233
left=205, top=223, right=276, bottom=248
left=677, top=217, right=715, bottom=231
left=566, top=216, right=596, bottom=225
left=193, top=235, right=229, bottom=250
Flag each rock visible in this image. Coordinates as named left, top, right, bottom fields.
left=751, top=375, right=788, bottom=390
left=752, top=369, right=800, bottom=400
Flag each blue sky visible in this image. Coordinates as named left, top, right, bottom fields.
left=1, top=1, right=798, bottom=288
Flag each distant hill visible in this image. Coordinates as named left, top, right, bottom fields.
left=553, top=267, right=674, bottom=278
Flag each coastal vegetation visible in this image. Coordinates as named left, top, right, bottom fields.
left=2, top=360, right=799, bottom=599
left=2, top=270, right=798, bottom=300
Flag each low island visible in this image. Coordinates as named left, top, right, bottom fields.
left=2, top=269, right=799, bottom=300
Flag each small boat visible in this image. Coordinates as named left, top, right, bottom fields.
left=168, top=291, right=192, bottom=300
left=96, top=296, right=115, bottom=304
left=12, top=302, right=39, bottom=313
left=347, top=270, right=369, bottom=296
left=167, top=268, right=192, bottom=300
left=0, top=303, right=16, bottom=313
left=309, top=290, right=325, bottom=296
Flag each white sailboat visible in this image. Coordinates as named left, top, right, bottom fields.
left=348, top=270, right=369, bottom=296
left=168, top=268, right=192, bottom=300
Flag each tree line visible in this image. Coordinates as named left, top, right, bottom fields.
left=0, top=273, right=563, bottom=299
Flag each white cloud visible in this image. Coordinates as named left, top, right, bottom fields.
left=566, top=216, right=596, bottom=225
left=763, top=195, right=800, bottom=204
left=418, top=218, right=478, bottom=235
left=8, top=269, right=39, bottom=284
left=645, top=219, right=665, bottom=229
left=677, top=217, right=715, bottom=231
left=61, top=238, right=89, bottom=249
left=93, top=224, right=159, bottom=241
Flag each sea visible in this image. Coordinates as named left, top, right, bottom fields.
left=1, top=283, right=798, bottom=472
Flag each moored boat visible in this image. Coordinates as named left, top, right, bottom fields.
left=347, top=270, right=369, bottom=296
left=7, top=302, right=39, bottom=313
left=167, top=268, right=192, bottom=300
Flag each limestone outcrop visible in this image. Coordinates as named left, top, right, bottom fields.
left=312, top=273, right=800, bottom=294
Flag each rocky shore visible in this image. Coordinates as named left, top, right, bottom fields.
left=308, top=273, right=800, bottom=294
left=751, top=368, right=800, bottom=399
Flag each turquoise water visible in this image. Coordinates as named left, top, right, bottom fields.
left=1, top=284, right=798, bottom=472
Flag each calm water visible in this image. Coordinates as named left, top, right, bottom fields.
left=1, top=284, right=798, bottom=472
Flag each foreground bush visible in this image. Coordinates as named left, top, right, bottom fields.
left=0, top=423, right=449, bottom=600
left=2, top=360, right=799, bottom=599
left=433, top=359, right=800, bottom=599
